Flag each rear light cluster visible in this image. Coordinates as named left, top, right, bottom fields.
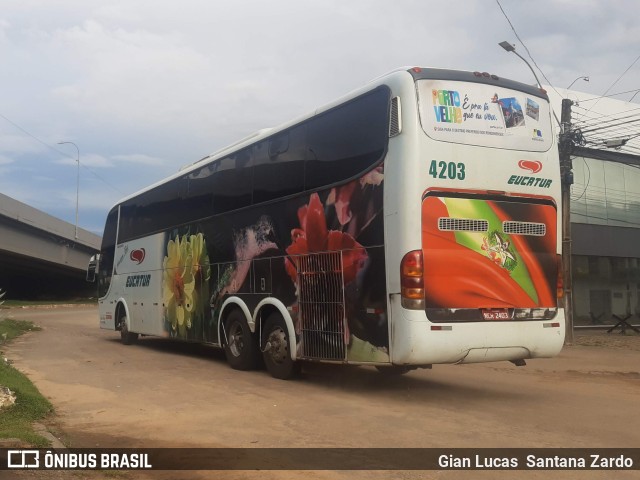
left=473, top=71, right=500, bottom=80
left=401, top=250, right=424, bottom=310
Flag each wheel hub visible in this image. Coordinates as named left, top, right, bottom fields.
left=267, top=329, right=288, bottom=363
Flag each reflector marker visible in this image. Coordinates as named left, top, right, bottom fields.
left=366, top=308, right=384, bottom=314
left=543, top=322, right=560, bottom=328
left=431, top=325, right=453, bottom=331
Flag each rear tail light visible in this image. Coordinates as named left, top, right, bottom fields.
left=401, top=250, right=424, bottom=310
left=557, top=254, right=564, bottom=301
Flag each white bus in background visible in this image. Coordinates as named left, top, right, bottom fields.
left=87, top=67, right=564, bottom=379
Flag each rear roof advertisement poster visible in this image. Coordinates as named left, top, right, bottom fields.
left=418, top=80, right=553, bottom=152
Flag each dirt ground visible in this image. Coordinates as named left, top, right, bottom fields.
left=2, top=306, right=639, bottom=480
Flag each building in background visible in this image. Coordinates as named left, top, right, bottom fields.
left=549, top=89, right=640, bottom=328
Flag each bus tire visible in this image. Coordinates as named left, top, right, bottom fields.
left=262, top=313, right=299, bottom=380
left=119, top=313, right=138, bottom=345
left=223, top=310, right=259, bottom=371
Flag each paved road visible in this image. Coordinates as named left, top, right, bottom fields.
left=4, top=306, right=640, bottom=480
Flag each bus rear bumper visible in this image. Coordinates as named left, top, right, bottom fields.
left=388, top=294, right=565, bottom=366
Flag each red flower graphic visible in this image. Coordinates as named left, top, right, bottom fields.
left=327, top=166, right=384, bottom=226
left=285, top=193, right=368, bottom=285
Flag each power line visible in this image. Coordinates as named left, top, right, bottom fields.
left=581, top=117, right=640, bottom=135
left=576, top=88, right=640, bottom=103
left=600, top=53, right=640, bottom=99
left=587, top=52, right=640, bottom=112
left=0, top=111, right=123, bottom=194
left=575, top=113, right=640, bottom=133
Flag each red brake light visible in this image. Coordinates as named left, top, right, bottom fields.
left=401, top=250, right=424, bottom=309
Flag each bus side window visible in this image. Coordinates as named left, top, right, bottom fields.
left=119, top=179, right=183, bottom=241
left=185, top=164, right=215, bottom=221
left=305, top=87, right=390, bottom=191
left=253, top=126, right=306, bottom=204
left=98, top=208, right=118, bottom=297
left=211, top=150, right=253, bottom=214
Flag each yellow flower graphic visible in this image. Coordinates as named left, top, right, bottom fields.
left=189, top=233, right=211, bottom=318
left=163, top=235, right=196, bottom=337
left=190, top=233, right=211, bottom=289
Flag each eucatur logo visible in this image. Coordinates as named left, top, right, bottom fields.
left=130, top=248, right=146, bottom=265
left=518, top=159, right=543, bottom=174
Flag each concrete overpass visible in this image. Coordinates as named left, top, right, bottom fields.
left=0, top=193, right=101, bottom=299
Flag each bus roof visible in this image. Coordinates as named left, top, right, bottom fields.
left=407, top=67, right=550, bottom=100
left=111, top=66, right=549, bottom=209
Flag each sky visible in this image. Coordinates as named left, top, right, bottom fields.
left=1, top=0, right=639, bottom=235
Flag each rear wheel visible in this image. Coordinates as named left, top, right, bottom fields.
left=262, top=313, right=299, bottom=380
left=223, top=310, right=259, bottom=370
left=119, top=313, right=138, bottom=345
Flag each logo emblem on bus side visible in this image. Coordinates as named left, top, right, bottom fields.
left=130, top=248, right=146, bottom=265
left=518, top=160, right=542, bottom=174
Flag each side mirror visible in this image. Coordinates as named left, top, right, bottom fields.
left=86, top=254, right=100, bottom=283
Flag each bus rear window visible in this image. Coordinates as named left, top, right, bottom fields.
left=417, top=80, right=553, bottom=152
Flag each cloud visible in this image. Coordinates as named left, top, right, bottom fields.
left=0, top=154, right=14, bottom=165
left=0, top=133, right=46, bottom=155
left=112, top=153, right=165, bottom=166
left=55, top=153, right=113, bottom=168
left=48, top=20, right=215, bottom=130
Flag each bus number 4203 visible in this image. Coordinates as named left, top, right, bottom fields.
left=429, top=160, right=465, bottom=180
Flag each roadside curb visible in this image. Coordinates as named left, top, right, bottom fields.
left=34, top=423, right=66, bottom=450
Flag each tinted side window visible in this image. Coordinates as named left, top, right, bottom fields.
left=305, top=87, right=390, bottom=190
left=98, top=208, right=118, bottom=297
left=184, top=164, right=216, bottom=221
left=119, top=178, right=183, bottom=241
left=253, top=125, right=306, bottom=204
left=211, top=149, right=253, bottom=214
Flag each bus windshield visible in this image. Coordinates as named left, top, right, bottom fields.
left=417, top=79, right=553, bottom=152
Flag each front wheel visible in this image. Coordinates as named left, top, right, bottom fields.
left=223, top=310, right=259, bottom=370
left=119, top=314, right=138, bottom=345
left=262, top=313, right=299, bottom=380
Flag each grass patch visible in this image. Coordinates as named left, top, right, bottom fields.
left=0, top=318, right=53, bottom=447
left=2, top=298, right=97, bottom=308
left=0, top=318, right=41, bottom=342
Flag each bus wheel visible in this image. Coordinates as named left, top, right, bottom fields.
left=375, top=365, right=411, bottom=375
left=119, top=314, right=138, bottom=345
left=223, top=310, right=258, bottom=370
left=262, top=313, right=299, bottom=380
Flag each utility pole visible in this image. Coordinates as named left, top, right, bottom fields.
left=559, top=98, right=574, bottom=344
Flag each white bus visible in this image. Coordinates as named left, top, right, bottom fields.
left=87, top=67, right=564, bottom=379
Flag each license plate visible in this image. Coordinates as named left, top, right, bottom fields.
left=482, top=309, right=511, bottom=320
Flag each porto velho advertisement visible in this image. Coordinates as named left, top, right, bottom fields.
left=418, top=80, right=553, bottom=152
left=115, top=166, right=389, bottom=363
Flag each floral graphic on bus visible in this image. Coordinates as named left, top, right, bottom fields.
left=481, top=231, right=517, bottom=271
left=285, top=192, right=368, bottom=287
left=326, top=166, right=384, bottom=227
left=283, top=188, right=387, bottom=361
left=162, top=233, right=211, bottom=338
left=159, top=165, right=388, bottom=359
